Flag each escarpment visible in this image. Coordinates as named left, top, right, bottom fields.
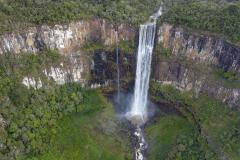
left=158, top=23, right=240, bottom=74
left=0, top=19, right=135, bottom=55
left=0, top=19, right=135, bottom=87
left=0, top=21, right=239, bottom=109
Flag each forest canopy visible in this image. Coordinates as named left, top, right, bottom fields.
left=0, top=0, right=162, bottom=33
left=0, top=0, right=240, bottom=42
left=162, top=1, right=240, bottom=44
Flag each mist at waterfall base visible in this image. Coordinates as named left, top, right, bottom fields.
left=112, top=91, right=157, bottom=121
left=110, top=91, right=157, bottom=160
left=126, top=23, right=156, bottom=126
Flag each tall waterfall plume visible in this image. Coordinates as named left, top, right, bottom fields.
left=129, top=6, right=163, bottom=160
left=127, top=7, right=163, bottom=126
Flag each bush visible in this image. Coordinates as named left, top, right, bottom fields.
left=119, top=40, right=135, bottom=54
left=155, top=42, right=172, bottom=57
left=215, top=68, right=238, bottom=81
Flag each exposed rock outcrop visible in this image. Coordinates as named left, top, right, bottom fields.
left=0, top=19, right=135, bottom=87
left=158, top=23, right=240, bottom=74
left=153, top=60, right=240, bottom=109
left=0, top=19, right=135, bottom=55
left=0, top=20, right=239, bottom=109
left=154, top=23, right=240, bottom=109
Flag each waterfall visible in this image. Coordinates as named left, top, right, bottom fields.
left=129, top=23, right=156, bottom=124
left=128, top=7, right=163, bottom=126
left=127, top=6, right=162, bottom=160
left=115, top=32, right=120, bottom=103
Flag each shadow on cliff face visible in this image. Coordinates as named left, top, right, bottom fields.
left=90, top=50, right=135, bottom=85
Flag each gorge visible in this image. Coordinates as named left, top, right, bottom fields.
left=0, top=1, right=240, bottom=160
left=0, top=19, right=239, bottom=110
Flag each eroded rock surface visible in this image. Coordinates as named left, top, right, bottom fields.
left=0, top=19, right=135, bottom=55
left=0, top=19, right=135, bottom=87
left=0, top=21, right=239, bottom=109
left=158, top=23, right=240, bottom=74
left=154, top=23, right=240, bottom=109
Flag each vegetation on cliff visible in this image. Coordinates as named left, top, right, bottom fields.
left=0, top=50, right=71, bottom=158
left=81, top=39, right=135, bottom=54
left=0, top=49, right=62, bottom=81
left=153, top=44, right=240, bottom=89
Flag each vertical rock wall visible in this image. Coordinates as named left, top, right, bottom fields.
left=0, top=19, right=135, bottom=87
left=154, top=23, right=240, bottom=109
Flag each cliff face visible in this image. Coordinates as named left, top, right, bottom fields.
left=153, top=60, right=240, bottom=109
left=0, top=20, right=239, bottom=109
left=0, top=19, right=135, bottom=55
left=154, top=23, right=240, bottom=109
left=158, top=23, right=240, bottom=74
left=0, top=19, right=135, bottom=87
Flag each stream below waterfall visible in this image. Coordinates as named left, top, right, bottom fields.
left=106, top=90, right=180, bottom=160
left=134, top=127, right=147, bottom=160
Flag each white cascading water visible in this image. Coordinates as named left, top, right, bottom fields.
left=129, top=23, right=156, bottom=125
left=127, top=6, right=163, bottom=160
left=128, top=7, right=163, bottom=125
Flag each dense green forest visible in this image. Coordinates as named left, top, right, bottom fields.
left=0, top=49, right=131, bottom=160
left=1, top=0, right=240, bottom=44
left=0, top=0, right=162, bottom=33
left=0, top=50, right=79, bottom=159
left=162, top=1, right=240, bottom=43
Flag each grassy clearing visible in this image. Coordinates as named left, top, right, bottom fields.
left=146, top=115, right=197, bottom=160
left=190, top=95, right=240, bottom=160
left=23, top=90, right=132, bottom=160
left=148, top=81, right=240, bottom=159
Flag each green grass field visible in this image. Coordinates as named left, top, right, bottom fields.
left=146, top=115, right=196, bottom=160
left=148, top=82, right=240, bottom=160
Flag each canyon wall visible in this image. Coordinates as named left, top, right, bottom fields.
left=154, top=23, right=240, bottom=109
left=158, top=23, right=240, bottom=74
left=0, top=19, right=135, bottom=55
left=0, top=19, right=135, bottom=87
left=0, top=20, right=239, bottom=109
